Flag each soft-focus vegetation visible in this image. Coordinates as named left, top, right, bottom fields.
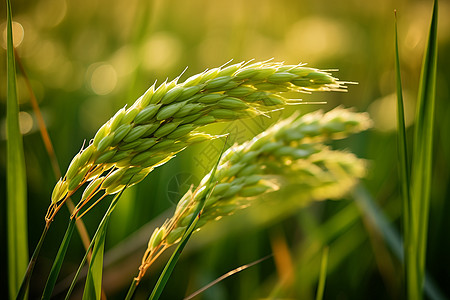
left=1, top=0, right=449, bottom=299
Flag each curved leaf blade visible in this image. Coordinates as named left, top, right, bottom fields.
left=41, top=219, right=76, bottom=300
left=5, top=0, right=29, bottom=298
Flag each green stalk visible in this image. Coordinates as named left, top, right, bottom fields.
left=148, top=211, right=200, bottom=300
left=16, top=225, right=49, bottom=300
left=315, top=247, right=329, bottom=300
left=83, top=218, right=109, bottom=299
left=82, top=211, right=111, bottom=300
left=125, top=278, right=139, bottom=300
left=394, top=9, right=412, bottom=296
left=64, top=237, right=96, bottom=300
left=409, top=0, right=438, bottom=298
left=41, top=219, right=76, bottom=300
left=64, top=187, right=126, bottom=299
left=6, top=0, right=28, bottom=298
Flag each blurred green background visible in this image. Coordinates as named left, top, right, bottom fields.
left=1, top=0, right=449, bottom=299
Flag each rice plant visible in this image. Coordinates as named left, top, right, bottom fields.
left=48, top=61, right=346, bottom=223
left=3, top=0, right=448, bottom=299
left=130, top=107, right=371, bottom=297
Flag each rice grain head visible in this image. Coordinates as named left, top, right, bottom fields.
left=136, top=106, right=371, bottom=280
left=47, top=61, right=347, bottom=222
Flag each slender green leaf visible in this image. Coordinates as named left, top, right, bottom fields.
left=409, top=0, right=438, bottom=298
left=315, top=247, right=329, bottom=300
left=148, top=209, right=200, bottom=300
left=16, top=225, right=49, bottom=300
left=125, top=278, right=139, bottom=300
left=65, top=188, right=126, bottom=300
left=394, top=11, right=415, bottom=298
left=6, top=0, right=28, bottom=299
left=394, top=7, right=412, bottom=281
left=41, top=219, right=76, bottom=300
left=80, top=187, right=128, bottom=300
left=148, top=138, right=229, bottom=300
left=184, top=254, right=272, bottom=300
left=64, top=234, right=96, bottom=300
left=82, top=219, right=109, bottom=300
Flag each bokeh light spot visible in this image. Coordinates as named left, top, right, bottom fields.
left=89, top=63, right=118, bottom=95
left=1, top=21, right=25, bottom=49
left=141, top=32, right=182, bottom=72
left=368, top=93, right=415, bottom=132
left=35, top=0, right=67, bottom=28
left=18, top=111, right=34, bottom=135
left=284, top=17, right=352, bottom=61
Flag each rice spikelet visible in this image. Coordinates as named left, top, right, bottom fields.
left=46, top=61, right=347, bottom=222
left=136, top=106, right=372, bottom=281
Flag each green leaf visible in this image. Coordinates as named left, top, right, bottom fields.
left=16, top=225, right=49, bottom=300
left=80, top=187, right=128, bottom=300
left=41, top=219, right=76, bottom=300
left=315, top=247, right=329, bottom=300
left=64, top=234, right=96, bottom=300
left=394, top=8, right=412, bottom=294
left=6, top=0, right=29, bottom=299
left=82, top=218, right=109, bottom=300
left=409, top=0, right=438, bottom=298
left=65, top=188, right=127, bottom=300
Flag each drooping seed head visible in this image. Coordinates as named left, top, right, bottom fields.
left=137, top=106, right=371, bottom=281
left=49, top=61, right=348, bottom=220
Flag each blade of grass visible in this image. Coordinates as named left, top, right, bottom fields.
left=184, top=254, right=272, bottom=300
left=5, top=0, right=29, bottom=299
left=394, top=10, right=412, bottom=294
left=41, top=187, right=126, bottom=299
left=125, top=278, right=139, bottom=300
left=81, top=186, right=129, bottom=300
left=409, top=0, right=438, bottom=298
left=147, top=198, right=207, bottom=300
left=16, top=224, right=49, bottom=300
left=64, top=234, right=97, bottom=300
left=146, top=137, right=229, bottom=300
left=64, top=188, right=127, bottom=300
left=82, top=219, right=108, bottom=300
left=315, top=247, right=329, bottom=300
left=41, top=218, right=76, bottom=300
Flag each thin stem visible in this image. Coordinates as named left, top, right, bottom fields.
left=41, top=218, right=77, bottom=300
left=315, top=247, right=329, bottom=300
left=71, top=167, right=113, bottom=219
left=125, top=279, right=139, bottom=300
left=136, top=244, right=169, bottom=283
left=75, top=193, right=108, bottom=220
left=65, top=187, right=127, bottom=300
left=64, top=237, right=97, bottom=300
left=184, top=254, right=272, bottom=300
left=16, top=223, right=50, bottom=300
left=394, top=10, right=412, bottom=297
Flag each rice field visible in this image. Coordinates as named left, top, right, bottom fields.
left=1, top=0, right=449, bottom=299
